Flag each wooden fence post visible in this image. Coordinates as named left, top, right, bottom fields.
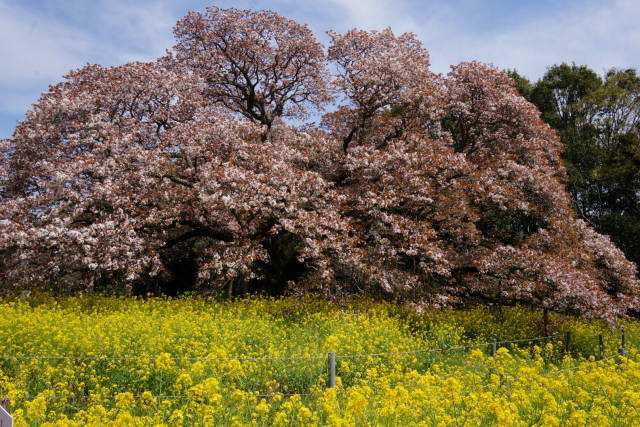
left=328, top=352, right=336, bottom=388
left=491, top=339, right=497, bottom=357
left=0, top=398, right=12, bottom=427
left=621, top=328, right=627, bottom=356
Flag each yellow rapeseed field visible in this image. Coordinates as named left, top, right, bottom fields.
left=0, top=295, right=638, bottom=426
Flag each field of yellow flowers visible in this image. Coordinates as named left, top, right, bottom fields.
left=0, top=295, right=639, bottom=426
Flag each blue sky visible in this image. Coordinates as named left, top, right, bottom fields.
left=1, top=0, right=639, bottom=138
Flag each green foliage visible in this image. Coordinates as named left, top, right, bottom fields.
left=505, top=69, right=533, bottom=101
left=476, top=201, right=548, bottom=245
left=530, top=63, right=602, bottom=130
left=511, top=63, right=640, bottom=271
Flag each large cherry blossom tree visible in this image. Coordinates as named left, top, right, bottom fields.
left=1, top=6, right=638, bottom=323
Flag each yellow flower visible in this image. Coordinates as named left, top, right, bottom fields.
left=115, top=392, right=135, bottom=411
left=273, top=410, right=289, bottom=426
left=168, top=409, right=184, bottom=425
left=25, top=397, right=47, bottom=422
left=255, top=399, right=270, bottom=415
left=173, top=373, right=193, bottom=391
left=1, top=296, right=638, bottom=425
left=346, top=388, right=369, bottom=417
left=140, top=391, right=156, bottom=407
left=154, top=353, right=174, bottom=371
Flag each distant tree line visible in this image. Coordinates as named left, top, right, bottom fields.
left=508, top=65, right=640, bottom=271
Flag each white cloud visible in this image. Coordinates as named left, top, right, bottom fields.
left=327, top=0, right=418, bottom=31
left=0, top=2, right=96, bottom=85
left=0, top=0, right=176, bottom=118
left=93, top=0, right=175, bottom=61
left=440, top=0, right=640, bottom=79
left=323, top=0, right=639, bottom=78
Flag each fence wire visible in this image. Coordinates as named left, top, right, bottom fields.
left=0, top=332, right=628, bottom=412
left=0, top=354, right=325, bottom=361
left=0, top=333, right=563, bottom=362
left=11, top=391, right=311, bottom=402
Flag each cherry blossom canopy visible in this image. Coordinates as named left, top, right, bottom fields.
left=0, top=6, right=638, bottom=323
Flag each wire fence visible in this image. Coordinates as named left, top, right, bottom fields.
left=0, top=334, right=562, bottom=362
left=12, top=391, right=311, bottom=402
left=4, top=350, right=624, bottom=403
left=0, top=354, right=326, bottom=361
left=0, top=329, right=632, bottom=421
